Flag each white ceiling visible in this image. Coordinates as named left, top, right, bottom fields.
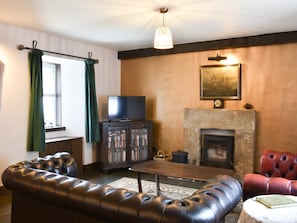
left=0, top=0, right=297, bottom=51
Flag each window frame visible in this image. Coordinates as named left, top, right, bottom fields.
left=42, top=61, right=63, bottom=131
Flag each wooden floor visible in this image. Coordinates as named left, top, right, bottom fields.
left=0, top=187, right=11, bottom=223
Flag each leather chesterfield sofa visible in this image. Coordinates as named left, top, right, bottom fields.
left=243, top=149, right=297, bottom=200
left=2, top=152, right=242, bottom=223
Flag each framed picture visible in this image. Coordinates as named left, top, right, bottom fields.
left=200, top=63, right=241, bottom=100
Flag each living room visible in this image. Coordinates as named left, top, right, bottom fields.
left=1, top=1, right=297, bottom=222
left=1, top=0, right=297, bottom=181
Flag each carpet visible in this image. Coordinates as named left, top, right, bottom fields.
left=108, top=177, right=242, bottom=223
left=108, top=177, right=197, bottom=199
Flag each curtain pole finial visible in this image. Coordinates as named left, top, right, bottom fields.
left=32, top=40, right=38, bottom=49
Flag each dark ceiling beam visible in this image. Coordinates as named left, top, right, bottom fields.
left=118, top=31, right=297, bottom=60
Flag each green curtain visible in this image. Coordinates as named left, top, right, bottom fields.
left=85, top=59, right=100, bottom=143
left=27, top=50, right=45, bottom=152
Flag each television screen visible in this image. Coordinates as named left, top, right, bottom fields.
left=108, top=96, right=146, bottom=121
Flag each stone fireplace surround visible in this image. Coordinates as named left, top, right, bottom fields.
left=184, top=108, right=256, bottom=179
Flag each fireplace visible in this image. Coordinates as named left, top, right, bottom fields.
left=200, top=129, right=234, bottom=169
left=184, top=108, right=256, bottom=179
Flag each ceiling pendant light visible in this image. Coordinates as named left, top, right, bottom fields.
left=154, top=7, right=173, bottom=49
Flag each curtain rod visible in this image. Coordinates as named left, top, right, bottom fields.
left=17, top=40, right=99, bottom=64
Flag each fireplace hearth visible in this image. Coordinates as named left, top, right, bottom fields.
left=200, top=129, right=234, bottom=169
left=184, top=108, right=256, bottom=179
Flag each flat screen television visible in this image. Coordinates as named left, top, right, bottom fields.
left=107, top=96, right=146, bottom=121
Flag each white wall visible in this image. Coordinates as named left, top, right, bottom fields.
left=0, top=23, right=121, bottom=185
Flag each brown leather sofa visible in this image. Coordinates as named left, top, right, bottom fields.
left=243, top=149, right=297, bottom=200
left=2, top=152, right=242, bottom=223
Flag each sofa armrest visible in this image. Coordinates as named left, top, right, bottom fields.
left=25, top=152, right=78, bottom=177
left=243, top=173, right=297, bottom=200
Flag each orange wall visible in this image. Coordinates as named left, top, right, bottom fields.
left=121, top=43, right=297, bottom=171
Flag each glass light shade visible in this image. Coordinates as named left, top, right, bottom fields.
left=154, top=26, right=173, bottom=49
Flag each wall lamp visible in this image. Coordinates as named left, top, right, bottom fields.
left=208, top=54, right=227, bottom=61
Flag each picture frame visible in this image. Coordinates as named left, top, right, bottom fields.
left=200, top=63, right=241, bottom=100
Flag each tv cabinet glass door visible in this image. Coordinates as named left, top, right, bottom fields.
left=130, top=128, right=149, bottom=161
left=107, top=129, right=127, bottom=164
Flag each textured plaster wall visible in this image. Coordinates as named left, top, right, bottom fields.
left=121, top=43, right=297, bottom=171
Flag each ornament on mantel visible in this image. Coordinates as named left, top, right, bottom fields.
left=244, top=103, right=254, bottom=109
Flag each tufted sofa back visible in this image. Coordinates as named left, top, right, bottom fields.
left=260, top=150, right=297, bottom=179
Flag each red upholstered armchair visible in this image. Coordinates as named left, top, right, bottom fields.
left=243, top=149, right=297, bottom=200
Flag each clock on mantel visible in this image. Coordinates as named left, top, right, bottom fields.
left=213, top=99, right=224, bottom=109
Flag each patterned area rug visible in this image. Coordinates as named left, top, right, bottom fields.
left=108, top=177, right=242, bottom=223
left=108, top=177, right=197, bottom=199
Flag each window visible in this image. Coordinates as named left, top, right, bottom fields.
left=42, top=55, right=85, bottom=135
left=42, top=62, right=62, bottom=129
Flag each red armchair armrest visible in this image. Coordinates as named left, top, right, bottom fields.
left=243, top=173, right=297, bottom=200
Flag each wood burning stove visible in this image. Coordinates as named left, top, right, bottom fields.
left=200, top=129, right=234, bottom=169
